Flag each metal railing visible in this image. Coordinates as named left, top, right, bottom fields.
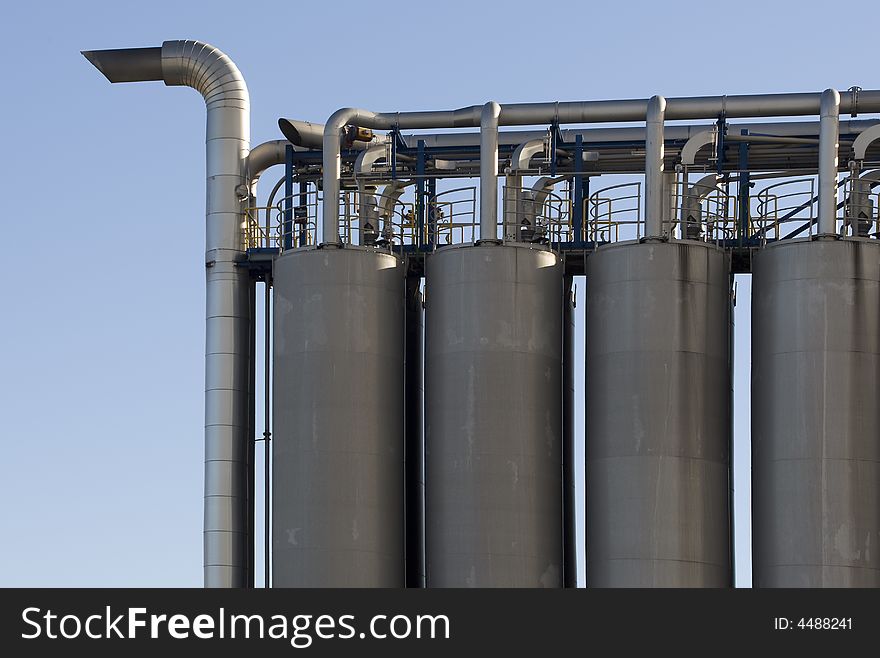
left=587, top=181, right=642, bottom=243
left=247, top=173, right=877, bottom=252
left=429, top=186, right=478, bottom=246
left=753, top=178, right=817, bottom=240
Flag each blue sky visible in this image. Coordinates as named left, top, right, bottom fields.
left=1, top=0, right=875, bottom=587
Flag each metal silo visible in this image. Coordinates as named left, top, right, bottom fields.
left=272, top=246, right=405, bottom=587
left=752, top=237, right=880, bottom=587
left=425, top=243, right=564, bottom=588
left=585, top=240, right=732, bottom=587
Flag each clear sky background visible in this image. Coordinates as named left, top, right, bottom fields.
left=1, top=0, right=876, bottom=587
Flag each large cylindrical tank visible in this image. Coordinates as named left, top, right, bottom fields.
left=752, top=237, right=880, bottom=587
left=585, top=240, right=732, bottom=587
left=425, top=243, right=564, bottom=587
left=272, top=246, right=405, bottom=587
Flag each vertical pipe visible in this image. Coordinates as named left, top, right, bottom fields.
left=818, top=88, right=841, bottom=236
left=644, top=95, right=667, bottom=238
left=263, top=279, right=271, bottom=588
left=480, top=102, right=502, bottom=241
left=163, top=41, right=253, bottom=590
left=246, top=281, right=256, bottom=589
left=322, top=115, right=345, bottom=245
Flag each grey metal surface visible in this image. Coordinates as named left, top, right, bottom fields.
left=273, top=246, right=405, bottom=587
left=585, top=240, right=732, bottom=587
left=752, top=238, right=880, bottom=587
left=84, top=39, right=252, bottom=589
left=425, top=243, right=564, bottom=587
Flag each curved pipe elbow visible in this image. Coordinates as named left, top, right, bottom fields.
left=160, top=40, right=249, bottom=109
left=646, top=94, right=667, bottom=125
left=820, top=88, right=841, bottom=119
left=247, top=140, right=295, bottom=184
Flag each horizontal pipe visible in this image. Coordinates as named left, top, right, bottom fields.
left=498, top=90, right=880, bottom=125
left=723, top=134, right=819, bottom=145
left=81, top=47, right=163, bottom=83
left=279, top=118, right=375, bottom=150
left=247, top=140, right=306, bottom=186
left=289, top=117, right=876, bottom=152
left=407, top=118, right=877, bottom=149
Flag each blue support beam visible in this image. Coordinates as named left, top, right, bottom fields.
left=572, top=134, right=584, bottom=245
left=737, top=129, right=750, bottom=244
